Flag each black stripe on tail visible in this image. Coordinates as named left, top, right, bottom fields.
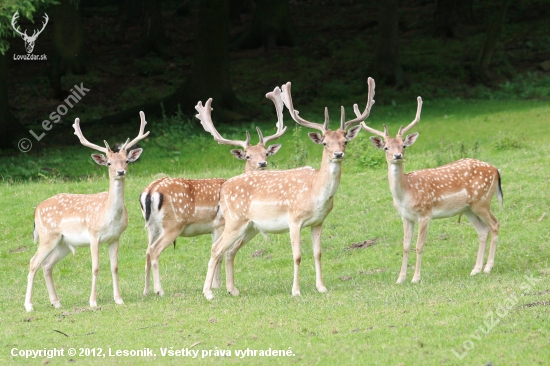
left=145, top=193, right=152, bottom=221
left=497, top=170, right=503, bottom=204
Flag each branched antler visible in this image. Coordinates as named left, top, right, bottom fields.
left=73, top=118, right=109, bottom=153
left=397, top=97, right=423, bottom=137
left=341, top=77, right=376, bottom=130
left=281, top=82, right=328, bottom=133
left=120, top=111, right=150, bottom=151
left=261, top=86, right=287, bottom=144
left=195, top=99, right=250, bottom=149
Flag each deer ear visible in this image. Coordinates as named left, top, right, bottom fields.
left=91, top=154, right=108, bottom=166
left=127, top=148, right=143, bottom=163
left=308, top=132, right=323, bottom=144
left=370, top=136, right=385, bottom=149
left=230, top=149, right=246, bottom=160
left=404, top=132, right=419, bottom=147
left=266, top=144, right=282, bottom=156
left=345, top=125, right=361, bottom=141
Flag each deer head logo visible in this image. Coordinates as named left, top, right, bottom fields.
left=11, top=11, right=49, bottom=54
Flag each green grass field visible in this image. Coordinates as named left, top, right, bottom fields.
left=1, top=98, right=549, bottom=365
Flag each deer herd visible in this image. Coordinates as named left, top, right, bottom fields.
left=23, top=78, right=503, bottom=312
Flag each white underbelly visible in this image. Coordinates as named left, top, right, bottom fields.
left=252, top=214, right=290, bottom=234
left=62, top=231, right=92, bottom=247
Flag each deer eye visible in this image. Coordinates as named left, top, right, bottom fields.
left=126, top=160, right=129, bottom=163
left=383, top=147, right=389, bottom=151
left=246, top=156, right=250, bottom=160
left=403, top=146, right=407, bottom=149
left=107, top=162, right=112, bottom=166
left=344, top=141, right=348, bottom=146
left=322, top=142, right=327, bottom=146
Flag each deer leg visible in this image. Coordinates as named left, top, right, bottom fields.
left=109, top=240, right=124, bottom=305
left=211, top=225, right=224, bottom=289
left=484, top=211, right=499, bottom=273
left=412, top=218, right=430, bottom=283
left=25, top=235, right=61, bottom=312
left=225, top=228, right=258, bottom=296
left=143, top=222, right=161, bottom=296
left=41, top=243, right=71, bottom=309
left=463, top=209, right=490, bottom=275
left=89, top=237, right=100, bottom=308
left=289, top=223, right=303, bottom=296
left=145, top=228, right=180, bottom=296
left=397, top=218, right=415, bottom=284
left=311, top=224, right=327, bottom=293
left=203, top=223, right=247, bottom=300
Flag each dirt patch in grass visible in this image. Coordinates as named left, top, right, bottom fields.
left=347, top=239, right=378, bottom=249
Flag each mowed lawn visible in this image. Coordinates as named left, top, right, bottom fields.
left=1, top=99, right=549, bottom=365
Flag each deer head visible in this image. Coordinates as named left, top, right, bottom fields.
left=73, top=112, right=150, bottom=180
left=11, top=12, right=49, bottom=54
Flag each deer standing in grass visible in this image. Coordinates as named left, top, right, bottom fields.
left=141, top=90, right=286, bottom=296
left=202, top=79, right=375, bottom=300
left=361, top=95, right=502, bottom=284
left=24, top=113, right=149, bottom=312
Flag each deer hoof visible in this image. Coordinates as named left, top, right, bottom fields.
left=89, top=301, right=98, bottom=308
left=228, top=288, right=240, bottom=297
left=204, top=291, right=214, bottom=301
left=317, top=285, right=327, bottom=293
left=291, top=290, right=301, bottom=297
left=411, top=277, right=421, bottom=283
left=24, top=303, right=34, bottom=312
left=483, top=265, right=493, bottom=273
left=115, top=298, right=124, bottom=305
left=155, top=289, right=165, bottom=297
left=52, top=300, right=62, bottom=309
left=396, top=277, right=406, bottom=284
left=470, top=268, right=482, bottom=276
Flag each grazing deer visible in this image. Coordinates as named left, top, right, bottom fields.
left=202, top=78, right=376, bottom=300
left=24, top=113, right=149, bottom=312
left=361, top=96, right=502, bottom=284
left=141, top=89, right=286, bottom=296
left=11, top=11, right=49, bottom=54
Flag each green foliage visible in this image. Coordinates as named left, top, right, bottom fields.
left=134, top=56, right=166, bottom=76
left=432, top=139, right=480, bottom=167
left=285, top=125, right=309, bottom=169
left=346, top=134, right=384, bottom=169
left=493, top=132, right=523, bottom=151
left=470, top=72, right=550, bottom=100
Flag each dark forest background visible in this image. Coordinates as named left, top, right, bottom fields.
left=1, top=0, right=549, bottom=152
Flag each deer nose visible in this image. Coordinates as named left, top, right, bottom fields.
left=334, top=152, right=344, bottom=159
left=116, top=170, right=126, bottom=176
left=258, top=161, right=267, bottom=168
left=394, top=154, right=402, bottom=160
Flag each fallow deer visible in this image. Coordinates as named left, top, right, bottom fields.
left=24, top=113, right=149, bottom=312
left=360, top=95, right=502, bottom=284
left=141, top=89, right=286, bottom=296
left=202, top=78, right=376, bottom=300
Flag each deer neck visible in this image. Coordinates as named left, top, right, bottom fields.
left=313, top=153, right=343, bottom=202
left=104, top=178, right=126, bottom=220
left=388, top=162, right=409, bottom=201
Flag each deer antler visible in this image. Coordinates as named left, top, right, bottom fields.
left=281, top=82, right=328, bottom=133
left=73, top=118, right=109, bottom=153
left=397, top=97, right=423, bottom=137
left=259, top=86, right=287, bottom=144
left=120, top=111, right=150, bottom=151
left=195, top=99, right=250, bottom=149
left=341, top=77, right=376, bottom=131
left=11, top=12, right=27, bottom=39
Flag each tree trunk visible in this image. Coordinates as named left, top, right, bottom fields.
left=120, top=0, right=142, bottom=27
left=434, top=0, right=473, bottom=38
left=0, top=53, right=26, bottom=150
left=135, top=0, right=170, bottom=55
left=165, top=0, right=240, bottom=116
left=50, top=0, right=87, bottom=100
left=473, top=0, right=510, bottom=83
left=235, top=0, right=295, bottom=49
left=374, top=0, right=405, bottom=88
